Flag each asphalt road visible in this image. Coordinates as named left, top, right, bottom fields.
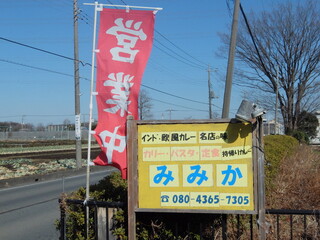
left=0, top=169, right=115, bottom=240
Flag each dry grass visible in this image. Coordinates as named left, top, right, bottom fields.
left=267, top=144, right=320, bottom=210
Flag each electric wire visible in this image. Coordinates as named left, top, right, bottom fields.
left=150, top=97, right=208, bottom=112
left=0, top=114, right=96, bottom=120
left=147, top=60, right=205, bottom=85
left=154, top=29, right=208, bottom=67
left=0, top=37, right=91, bottom=67
left=106, top=0, right=209, bottom=69
left=0, top=34, right=211, bottom=106
left=153, top=39, right=206, bottom=69
left=0, top=2, right=218, bottom=113
left=142, top=85, right=208, bottom=105
left=239, top=4, right=270, bottom=79
left=0, top=59, right=90, bottom=81
left=0, top=57, right=209, bottom=108
left=153, top=44, right=205, bottom=70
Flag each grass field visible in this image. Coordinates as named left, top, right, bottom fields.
left=0, top=140, right=97, bottom=180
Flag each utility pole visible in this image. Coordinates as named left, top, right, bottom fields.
left=208, top=66, right=213, bottom=119
left=208, top=67, right=218, bottom=119
left=222, top=0, right=240, bottom=118
left=73, top=0, right=82, bottom=169
left=21, top=115, right=25, bottom=130
left=166, top=109, right=174, bottom=120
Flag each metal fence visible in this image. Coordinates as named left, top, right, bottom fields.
left=59, top=199, right=320, bottom=240
left=59, top=199, right=124, bottom=240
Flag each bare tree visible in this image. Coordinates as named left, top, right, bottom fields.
left=63, top=119, right=71, bottom=126
left=139, top=89, right=153, bottom=120
left=219, top=0, right=320, bottom=133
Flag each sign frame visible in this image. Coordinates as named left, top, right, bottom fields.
left=127, top=118, right=259, bottom=238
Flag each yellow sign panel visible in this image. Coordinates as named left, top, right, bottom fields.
left=138, top=122, right=255, bottom=212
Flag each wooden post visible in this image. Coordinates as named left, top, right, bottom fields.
left=222, top=214, right=228, bottom=240
left=257, top=116, right=267, bottom=239
left=127, top=116, right=137, bottom=240
left=107, top=208, right=117, bottom=240
left=97, top=207, right=107, bottom=240
left=59, top=202, right=66, bottom=240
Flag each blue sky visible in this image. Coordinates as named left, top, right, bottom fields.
left=0, top=0, right=283, bottom=126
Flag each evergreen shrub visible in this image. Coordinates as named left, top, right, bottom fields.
left=264, top=135, right=298, bottom=192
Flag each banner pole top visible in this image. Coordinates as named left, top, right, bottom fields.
left=84, top=2, right=163, bottom=14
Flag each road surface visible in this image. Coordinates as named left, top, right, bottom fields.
left=0, top=169, right=115, bottom=240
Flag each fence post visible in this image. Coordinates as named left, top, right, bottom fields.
left=96, top=207, right=107, bottom=239
left=59, top=201, right=66, bottom=240
left=127, top=115, right=137, bottom=240
left=257, top=116, right=267, bottom=240
left=222, top=214, right=227, bottom=240
left=107, top=208, right=117, bottom=240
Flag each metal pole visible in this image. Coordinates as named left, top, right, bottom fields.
left=222, top=0, right=240, bottom=118
left=86, top=2, right=100, bottom=239
left=73, top=0, right=82, bottom=169
left=208, top=65, right=212, bottom=119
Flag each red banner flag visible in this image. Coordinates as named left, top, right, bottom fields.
left=93, top=8, right=155, bottom=178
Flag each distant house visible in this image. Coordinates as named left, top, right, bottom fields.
left=263, top=119, right=284, bottom=136
left=310, top=111, right=320, bottom=145
left=47, top=124, right=67, bottom=132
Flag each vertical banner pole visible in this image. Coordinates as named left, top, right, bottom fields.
left=86, top=2, right=100, bottom=239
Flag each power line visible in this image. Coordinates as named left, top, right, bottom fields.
left=147, top=60, right=205, bottom=85
left=0, top=58, right=90, bottom=81
left=153, top=44, right=205, bottom=70
left=0, top=113, right=97, bottom=119
left=239, top=4, right=270, bottom=79
left=142, top=85, right=208, bottom=105
left=0, top=14, right=214, bottom=109
left=119, top=0, right=127, bottom=5
left=154, top=29, right=208, bottom=67
left=1, top=57, right=210, bottom=107
left=151, top=97, right=208, bottom=112
left=106, top=0, right=208, bottom=69
left=0, top=37, right=91, bottom=67
left=153, top=39, right=206, bottom=69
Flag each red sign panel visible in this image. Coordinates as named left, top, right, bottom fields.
left=93, top=8, right=155, bottom=178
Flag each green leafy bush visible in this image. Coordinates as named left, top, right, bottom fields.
left=296, top=110, right=319, bottom=140
left=290, top=130, right=309, bottom=144
left=57, top=172, right=127, bottom=240
left=264, top=135, right=298, bottom=192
